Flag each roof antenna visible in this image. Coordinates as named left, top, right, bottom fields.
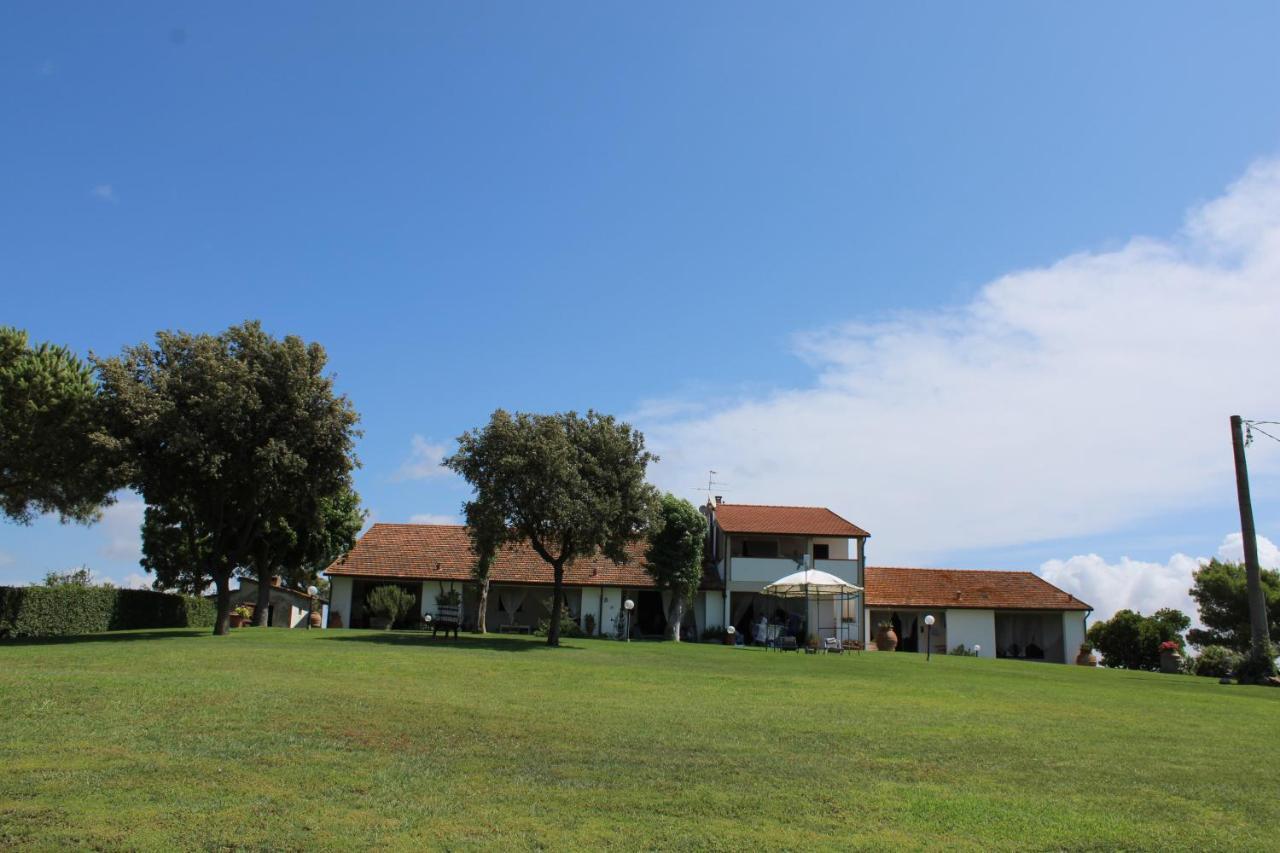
left=695, top=469, right=728, bottom=503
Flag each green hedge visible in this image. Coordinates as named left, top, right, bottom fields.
left=0, top=586, right=215, bottom=639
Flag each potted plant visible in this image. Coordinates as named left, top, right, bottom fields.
left=1075, top=642, right=1097, bottom=667
left=1159, top=640, right=1183, bottom=674
left=435, top=588, right=462, bottom=607
left=875, top=620, right=898, bottom=652
left=228, top=604, right=252, bottom=628
left=366, top=585, right=415, bottom=630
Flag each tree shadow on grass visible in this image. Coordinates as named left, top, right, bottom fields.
left=0, top=628, right=210, bottom=647
left=320, top=631, right=584, bottom=653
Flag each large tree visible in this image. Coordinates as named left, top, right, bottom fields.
left=96, top=321, right=360, bottom=634
left=0, top=327, right=121, bottom=524
left=644, top=493, right=706, bottom=642
left=444, top=409, right=658, bottom=646
left=244, top=483, right=365, bottom=626
left=1188, top=559, right=1280, bottom=652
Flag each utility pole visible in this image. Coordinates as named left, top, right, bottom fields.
left=1229, top=415, right=1274, bottom=677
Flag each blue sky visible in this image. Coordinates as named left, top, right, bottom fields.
left=3, top=2, right=1279, bottom=620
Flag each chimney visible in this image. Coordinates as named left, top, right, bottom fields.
left=714, top=495, right=722, bottom=505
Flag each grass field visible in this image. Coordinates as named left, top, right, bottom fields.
left=1, top=629, right=1277, bottom=851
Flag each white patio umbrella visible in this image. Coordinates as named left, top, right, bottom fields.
left=762, top=568, right=862, bottom=598
left=762, top=568, right=863, bottom=646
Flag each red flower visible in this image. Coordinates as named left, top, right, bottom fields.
left=1159, top=640, right=1180, bottom=652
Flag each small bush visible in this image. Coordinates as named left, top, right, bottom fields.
left=1191, top=645, right=1241, bottom=678
left=366, top=585, right=416, bottom=624
left=534, top=596, right=584, bottom=638
left=700, top=626, right=726, bottom=642
left=1235, top=640, right=1278, bottom=684
left=950, top=644, right=978, bottom=657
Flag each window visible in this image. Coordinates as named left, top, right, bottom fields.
left=741, top=539, right=778, bottom=558
left=813, top=544, right=830, bottom=560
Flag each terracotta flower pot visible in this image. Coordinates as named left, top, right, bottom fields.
left=1160, top=650, right=1183, bottom=674
left=876, top=627, right=898, bottom=652
left=1076, top=651, right=1097, bottom=666
left=228, top=614, right=245, bottom=628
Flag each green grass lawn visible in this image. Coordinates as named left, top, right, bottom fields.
left=1, top=630, right=1277, bottom=851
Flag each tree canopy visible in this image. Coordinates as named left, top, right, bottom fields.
left=1188, top=558, right=1280, bottom=652
left=0, top=327, right=121, bottom=524
left=444, top=409, right=658, bottom=646
left=96, top=321, right=360, bottom=634
left=644, top=493, right=706, bottom=641
left=1086, top=608, right=1190, bottom=671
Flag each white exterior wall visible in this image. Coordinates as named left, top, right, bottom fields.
left=1062, top=611, right=1087, bottom=664
left=580, top=587, right=602, bottom=635
left=945, top=608, right=996, bottom=658
left=329, top=576, right=353, bottom=628
left=812, top=537, right=849, bottom=559
left=704, top=589, right=725, bottom=630
left=599, top=586, right=623, bottom=637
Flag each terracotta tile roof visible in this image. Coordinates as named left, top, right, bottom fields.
left=713, top=503, right=869, bottom=538
left=864, top=566, right=1090, bottom=611
left=324, top=523, right=661, bottom=588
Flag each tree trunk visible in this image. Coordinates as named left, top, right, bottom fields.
left=1230, top=415, right=1275, bottom=678
left=547, top=562, right=565, bottom=647
left=254, top=573, right=272, bottom=627
left=476, top=576, right=489, bottom=634
left=666, top=593, right=687, bottom=642
left=213, top=571, right=232, bottom=636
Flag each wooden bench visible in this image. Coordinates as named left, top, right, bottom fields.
left=428, top=605, right=460, bottom=639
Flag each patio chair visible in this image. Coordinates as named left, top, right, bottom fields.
left=822, top=637, right=842, bottom=654
left=777, top=636, right=799, bottom=652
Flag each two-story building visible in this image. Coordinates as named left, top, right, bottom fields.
left=324, top=500, right=1092, bottom=662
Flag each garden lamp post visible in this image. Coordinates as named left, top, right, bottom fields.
left=727, top=624, right=736, bottom=646
left=924, top=614, right=935, bottom=661
left=307, top=585, right=319, bottom=629
left=623, top=598, right=634, bottom=642
left=973, top=644, right=981, bottom=656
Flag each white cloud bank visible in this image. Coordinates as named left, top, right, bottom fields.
left=394, top=435, right=452, bottom=481
left=409, top=513, right=460, bottom=525
left=1040, top=533, right=1279, bottom=625
left=642, top=159, right=1280, bottom=565
left=99, top=498, right=145, bottom=562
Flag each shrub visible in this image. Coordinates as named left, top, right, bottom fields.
left=1086, top=608, right=1190, bottom=670
left=950, top=644, right=978, bottom=657
left=0, top=584, right=214, bottom=639
left=1235, top=640, right=1278, bottom=685
left=700, top=626, right=726, bottom=642
left=435, top=588, right=462, bottom=607
left=583, top=613, right=596, bottom=636
left=366, top=585, right=416, bottom=624
left=534, top=596, right=584, bottom=638
left=1191, top=645, right=1241, bottom=678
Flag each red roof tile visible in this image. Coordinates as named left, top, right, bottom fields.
left=713, top=503, right=868, bottom=538
left=324, top=523, right=658, bottom=588
left=864, top=566, right=1090, bottom=611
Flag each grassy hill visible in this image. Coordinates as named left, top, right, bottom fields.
left=1, top=629, right=1276, bottom=850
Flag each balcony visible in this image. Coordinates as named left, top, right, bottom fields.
left=729, top=556, right=860, bottom=586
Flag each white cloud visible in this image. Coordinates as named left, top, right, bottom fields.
left=97, top=572, right=152, bottom=590
left=1037, top=532, right=1277, bottom=625
left=91, top=184, right=117, bottom=203
left=642, top=158, right=1280, bottom=564
left=1038, top=552, right=1204, bottom=625
left=99, top=498, right=145, bottom=562
left=409, top=513, right=460, bottom=526
left=1216, top=532, right=1280, bottom=568
left=394, top=435, right=452, bottom=481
